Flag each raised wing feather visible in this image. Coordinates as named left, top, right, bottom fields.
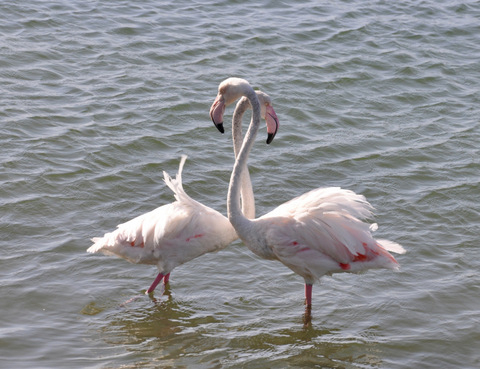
left=262, top=187, right=388, bottom=263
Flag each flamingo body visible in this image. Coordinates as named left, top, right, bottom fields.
left=89, top=172, right=234, bottom=269
left=256, top=186, right=404, bottom=284
left=88, top=156, right=234, bottom=290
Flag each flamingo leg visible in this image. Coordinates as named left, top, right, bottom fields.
left=163, top=272, right=171, bottom=285
left=305, top=283, right=313, bottom=307
left=304, top=283, right=313, bottom=325
left=146, top=273, right=165, bottom=294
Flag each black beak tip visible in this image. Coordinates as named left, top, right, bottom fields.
left=266, top=132, right=276, bottom=144
left=215, top=122, right=224, bottom=134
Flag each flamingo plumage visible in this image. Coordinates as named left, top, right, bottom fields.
left=87, top=90, right=278, bottom=295
left=209, top=77, right=405, bottom=318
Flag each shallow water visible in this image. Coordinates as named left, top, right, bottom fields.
left=1, top=0, right=479, bottom=368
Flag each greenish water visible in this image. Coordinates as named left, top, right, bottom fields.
left=1, top=0, right=479, bottom=368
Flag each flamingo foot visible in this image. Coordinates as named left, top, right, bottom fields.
left=303, top=304, right=312, bottom=326
left=119, top=294, right=144, bottom=307
left=146, top=273, right=165, bottom=295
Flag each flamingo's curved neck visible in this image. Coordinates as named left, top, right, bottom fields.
left=228, top=86, right=261, bottom=238
left=232, top=98, right=255, bottom=220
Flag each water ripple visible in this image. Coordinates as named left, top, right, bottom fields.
left=1, top=0, right=480, bottom=368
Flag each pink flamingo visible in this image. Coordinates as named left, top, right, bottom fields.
left=210, top=78, right=405, bottom=319
left=88, top=90, right=279, bottom=295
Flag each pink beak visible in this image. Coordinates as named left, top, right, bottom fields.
left=209, top=95, right=226, bottom=133
left=265, top=105, right=279, bottom=144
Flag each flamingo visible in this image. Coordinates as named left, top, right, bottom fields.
left=209, top=77, right=405, bottom=319
left=87, top=90, right=279, bottom=295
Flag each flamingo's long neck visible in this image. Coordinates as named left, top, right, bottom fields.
left=228, top=86, right=261, bottom=240
left=232, top=97, right=255, bottom=220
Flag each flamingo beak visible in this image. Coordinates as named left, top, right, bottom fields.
left=209, top=95, right=226, bottom=134
left=265, top=105, right=279, bottom=144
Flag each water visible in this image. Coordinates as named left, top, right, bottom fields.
left=1, top=0, right=479, bottom=367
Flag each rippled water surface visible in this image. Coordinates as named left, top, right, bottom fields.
left=1, top=0, right=479, bottom=368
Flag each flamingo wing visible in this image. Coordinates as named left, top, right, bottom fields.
left=89, top=195, right=233, bottom=266
left=258, top=187, right=405, bottom=280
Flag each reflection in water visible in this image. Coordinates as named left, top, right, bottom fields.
left=92, top=288, right=383, bottom=368
left=102, top=287, right=195, bottom=342
left=270, top=325, right=383, bottom=368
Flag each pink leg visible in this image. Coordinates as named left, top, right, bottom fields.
left=304, top=283, right=313, bottom=325
left=146, top=273, right=165, bottom=294
left=304, top=283, right=313, bottom=326
left=305, top=283, right=313, bottom=307
left=163, top=273, right=170, bottom=285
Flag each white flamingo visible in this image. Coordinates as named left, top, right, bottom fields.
left=88, top=90, right=279, bottom=295
left=210, top=77, right=405, bottom=318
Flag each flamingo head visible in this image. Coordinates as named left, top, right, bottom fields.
left=210, top=78, right=251, bottom=133
left=210, top=78, right=279, bottom=143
